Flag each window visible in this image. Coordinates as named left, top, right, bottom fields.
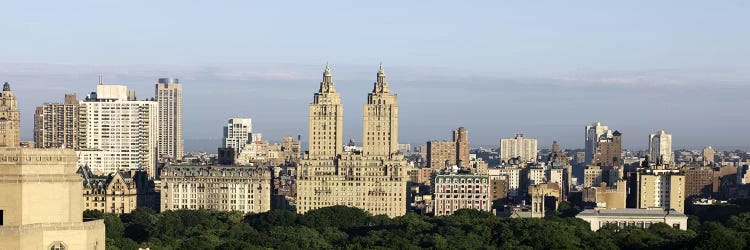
left=50, top=241, right=66, bottom=250
left=0, top=209, right=3, bottom=225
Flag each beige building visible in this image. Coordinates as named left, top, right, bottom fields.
left=160, top=165, right=271, bottom=213
left=576, top=208, right=688, bottom=231
left=80, top=167, right=147, bottom=214
left=0, top=82, right=105, bottom=250
left=529, top=183, right=562, bottom=218
left=433, top=174, right=491, bottom=216
left=500, top=133, right=537, bottom=163
left=583, top=180, right=627, bottom=209
left=648, top=130, right=673, bottom=165
left=426, top=141, right=456, bottom=169
left=488, top=167, right=522, bottom=197
left=156, top=78, right=184, bottom=161
left=426, top=127, right=471, bottom=170
left=296, top=64, right=409, bottom=218
left=33, top=94, right=85, bottom=150
left=79, top=83, right=159, bottom=177
left=638, top=171, right=686, bottom=213
left=585, top=122, right=611, bottom=165
left=702, top=146, right=715, bottom=165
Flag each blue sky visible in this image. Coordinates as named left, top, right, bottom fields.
left=1, top=1, right=749, bottom=151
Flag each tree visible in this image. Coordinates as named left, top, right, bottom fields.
left=694, top=222, right=746, bottom=250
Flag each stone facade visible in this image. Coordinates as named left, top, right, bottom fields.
left=0, top=82, right=105, bottom=249
left=80, top=167, right=149, bottom=214
left=160, top=165, right=271, bottom=213
left=433, top=174, right=491, bottom=216
left=638, top=171, right=686, bottom=213
left=296, top=64, right=408, bottom=218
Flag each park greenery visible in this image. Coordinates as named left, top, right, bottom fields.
left=84, top=200, right=750, bottom=250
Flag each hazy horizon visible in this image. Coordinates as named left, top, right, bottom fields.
left=2, top=1, right=748, bottom=152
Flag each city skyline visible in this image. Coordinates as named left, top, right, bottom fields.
left=2, top=1, right=749, bottom=151
left=4, top=65, right=748, bottom=152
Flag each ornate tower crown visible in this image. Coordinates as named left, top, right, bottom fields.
left=319, top=62, right=336, bottom=93
left=373, top=63, right=389, bottom=93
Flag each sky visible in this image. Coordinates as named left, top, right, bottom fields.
left=1, top=1, right=748, bottom=152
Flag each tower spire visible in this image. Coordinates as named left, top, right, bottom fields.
left=319, top=62, right=335, bottom=93
left=373, top=63, right=388, bottom=93
left=98, top=75, right=103, bottom=85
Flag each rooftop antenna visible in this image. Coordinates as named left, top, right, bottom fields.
left=98, top=75, right=103, bottom=85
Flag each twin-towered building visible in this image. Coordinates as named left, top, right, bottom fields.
left=296, top=64, right=409, bottom=218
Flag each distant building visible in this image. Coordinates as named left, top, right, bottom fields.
left=576, top=208, right=688, bottom=231
left=433, top=174, right=491, bottom=216
left=684, top=166, right=714, bottom=198
left=33, top=94, right=85, bottom=150
left=427, top=141, right=456, bottom=169
left=79, top=167, right=151, bottom=214
left=703, top=146, right=715, bottom=165
left=583, top=180, right=627, bottom=209
left=585, top=122, right=611, bottom=165
left=488, top=167, right=522, bottom=197
left=156, top=78, right=184, bottom=161
left=296, top=65, right=408, bottom=218
left=500, top=133, right=537, bottom=163
left=426, top=127, right=472, bottom=170
left=638, top=171, right=686, bottom=213
left=593, top=130, right=622, bottom=167
left=529, top=183, right=562, bottom=218
left=453, top=127, right=470, bottom=167
left=79, top=83, right=159, bottom=178
left=160, top=165, right=271, bottom=213
left=223, top=118, right=252, bottom=151
left=648, top=130, right=673, bottom=165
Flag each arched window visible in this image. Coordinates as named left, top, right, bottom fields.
left=49, top=241, right=67, bottom=250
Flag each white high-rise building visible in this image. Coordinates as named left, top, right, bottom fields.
left=78, top=83, right=159, bottom=178
left=500, top=133, right=538, bottom=163
left=224, top=118, right=252, bottom=151
left=156, top=78, right=183, bottom=161
left=585, top=122, right=613, bottom=165
left=649, top=130, right=673, bottom=165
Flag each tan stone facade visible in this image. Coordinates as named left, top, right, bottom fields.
left=0, top=83, right=105, bottom=250
left=160, top=165, right=271, bottom=213
left=80, top=169, right=144, bottom=214
left=296, top=65, right=408, bottom=218
left=638, top=172, right=685, bottom=213
left=433, top=174, right=491, bottom=216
